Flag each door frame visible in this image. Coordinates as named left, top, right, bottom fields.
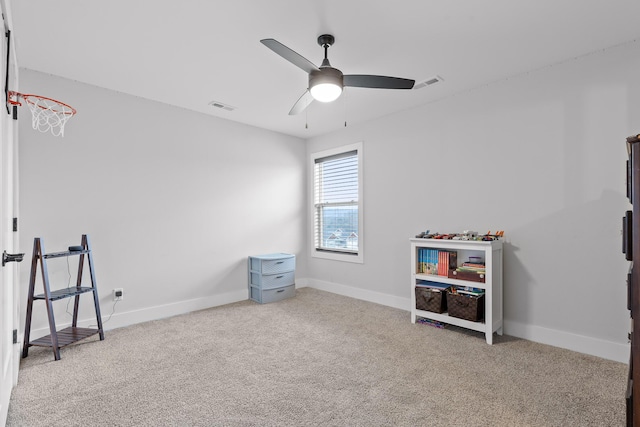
left=0, top=1, right=19, bottom=424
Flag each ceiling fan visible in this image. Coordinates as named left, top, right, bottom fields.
left=260, top=34, right=415, bottom=115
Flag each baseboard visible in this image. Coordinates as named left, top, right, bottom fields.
left=297, top=278, right=410, bottom=311
left=300, top=278, right=629, bottom=363
left=28, top=288, right=249, bottom=339
left=504, top=320, right=629, bottom=364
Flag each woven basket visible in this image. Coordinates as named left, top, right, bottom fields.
left=447, top=292, right=485, bottom=321
left=415, top=287, right=447, bottom=313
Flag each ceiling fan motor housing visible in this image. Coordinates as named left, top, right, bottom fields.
left=309, top=67, right=343, bottom=89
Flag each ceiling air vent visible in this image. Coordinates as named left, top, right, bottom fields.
left=413, top=75, right=443, bottom=90
left=208, top=101, right=236, bottom=111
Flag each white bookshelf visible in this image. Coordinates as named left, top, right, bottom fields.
left=410, top=238, right=503, bottom=344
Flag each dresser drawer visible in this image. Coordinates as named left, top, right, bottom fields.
left=249, top=254, right=295, bottom=274
left=260, top=284, right=295, bottom=304
left=250, top=270, right=295, bottom=289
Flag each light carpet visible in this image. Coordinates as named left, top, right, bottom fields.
left=7, top=288, right=627, bottom=426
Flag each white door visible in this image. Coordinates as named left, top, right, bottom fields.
left=0, top=109, right=18, bottom=427
left=0, top=135, right=11, bottom=425
left=0, top=2, right=19, bottom=423
left=0, top=95, right=18, bottom=427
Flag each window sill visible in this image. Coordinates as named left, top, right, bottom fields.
left=312, top=249, right=363, bottom=264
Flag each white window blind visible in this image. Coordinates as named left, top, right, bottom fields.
left=314, top=149, right=359, bottom=254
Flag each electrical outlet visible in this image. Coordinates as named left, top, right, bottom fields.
left=113, top=288, right=124, bottom=301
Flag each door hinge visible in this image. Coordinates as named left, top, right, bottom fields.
left=12, top=217, right=17, bottom=232
left=13, top=329, right=17, bottom=344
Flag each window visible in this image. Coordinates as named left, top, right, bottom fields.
left=310, top=142, right=363, bottom=263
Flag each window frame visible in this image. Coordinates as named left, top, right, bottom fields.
left=309, top=142, right=364, bottom=264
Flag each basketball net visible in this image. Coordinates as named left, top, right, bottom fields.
left=7, top=91, right=76, bottom=137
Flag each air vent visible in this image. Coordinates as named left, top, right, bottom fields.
left=208, top=101, right=236, bottom=111
left=413, top=75, right=443, bottom=90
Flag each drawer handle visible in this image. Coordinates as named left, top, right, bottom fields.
left=277, top=289, right=285, bottom=293
left=276, top=261, right=284, bottom=264
left=276, top=275, right=284, bottom=279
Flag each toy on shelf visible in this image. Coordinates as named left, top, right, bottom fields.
left=415, top=229, right=504, bottom=241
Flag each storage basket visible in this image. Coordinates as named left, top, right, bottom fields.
left=415, top=287, right=447, bottom=313
left=446, top=292, right=485, bottom=321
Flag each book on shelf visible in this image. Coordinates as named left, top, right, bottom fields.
left=426, top=248, right=437, bottom=275
left=416, top=248, right=434, bottom=274
left=416, top=248, right=457, bottom=276
left=457, top=266, right=486, bottom=273
left=460, top=258, right=485, bottom=271
left=450, top=285, right=484, bottom=297
left=439, top=250, right=457, bottom=277
left=416, top=280, right=450, bottom=291
left=417, top=317, right=445, bottom=328
left=456, top=290, right=484, bottom=297
left=461, top=262, right=485, bottom=268
left=452, top=257, right=486, bottom=278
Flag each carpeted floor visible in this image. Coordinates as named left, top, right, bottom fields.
left=7, top=288, right=627, bottom=426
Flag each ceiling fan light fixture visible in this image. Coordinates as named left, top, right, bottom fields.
left=310, top=82, right=342, bottom=102
left=309, top=67, right=344, bottom=103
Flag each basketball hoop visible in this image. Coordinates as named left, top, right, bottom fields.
left=7, top=91, right=76, bottom=137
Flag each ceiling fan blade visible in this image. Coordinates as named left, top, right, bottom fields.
left=344, top=75, right=415, bottom=89
left=289, top=90, right=314, bottom=115
left=260, top=39, right=320, bottom=74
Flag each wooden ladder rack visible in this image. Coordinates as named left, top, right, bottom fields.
left=22, top=234, right=104, bottom=361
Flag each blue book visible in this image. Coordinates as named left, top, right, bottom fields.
left=417, top=280, right=450, bottom=291
left=427, top=249, right=438, bottom=275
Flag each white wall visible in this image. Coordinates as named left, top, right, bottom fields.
left=17, top=41, right=640, bottom=363
left=305, top=41, right=640, bottom=362
left=18, top=69, right=306, bottom=336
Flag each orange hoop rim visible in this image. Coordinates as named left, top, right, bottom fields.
left=7, top=91, right=77, bottom=115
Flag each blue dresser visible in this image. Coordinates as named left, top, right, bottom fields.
left=248, top=253, right=295, bottom=303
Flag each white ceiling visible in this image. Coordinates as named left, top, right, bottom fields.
left=7, top=1, right=640, bottom=139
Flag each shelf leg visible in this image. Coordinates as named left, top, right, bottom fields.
left=485, top=331, right=493, bottom=345
left=39, top=239, right=61, bottom=360
left=85, top=235, right=105, bottom=340
left=21, top=238, right=39, bottom=358
left=73, top=236, right=85, bottom=328
left=485, top=268, right=493, bottom=345
left=45, top=299, right=61, bottom=361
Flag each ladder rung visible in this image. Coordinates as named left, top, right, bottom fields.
left=33, top=286, right=95, bottom=301
left=43, top=250, right=90, bottom=259
left=29, top=327, right=99, bottom=348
